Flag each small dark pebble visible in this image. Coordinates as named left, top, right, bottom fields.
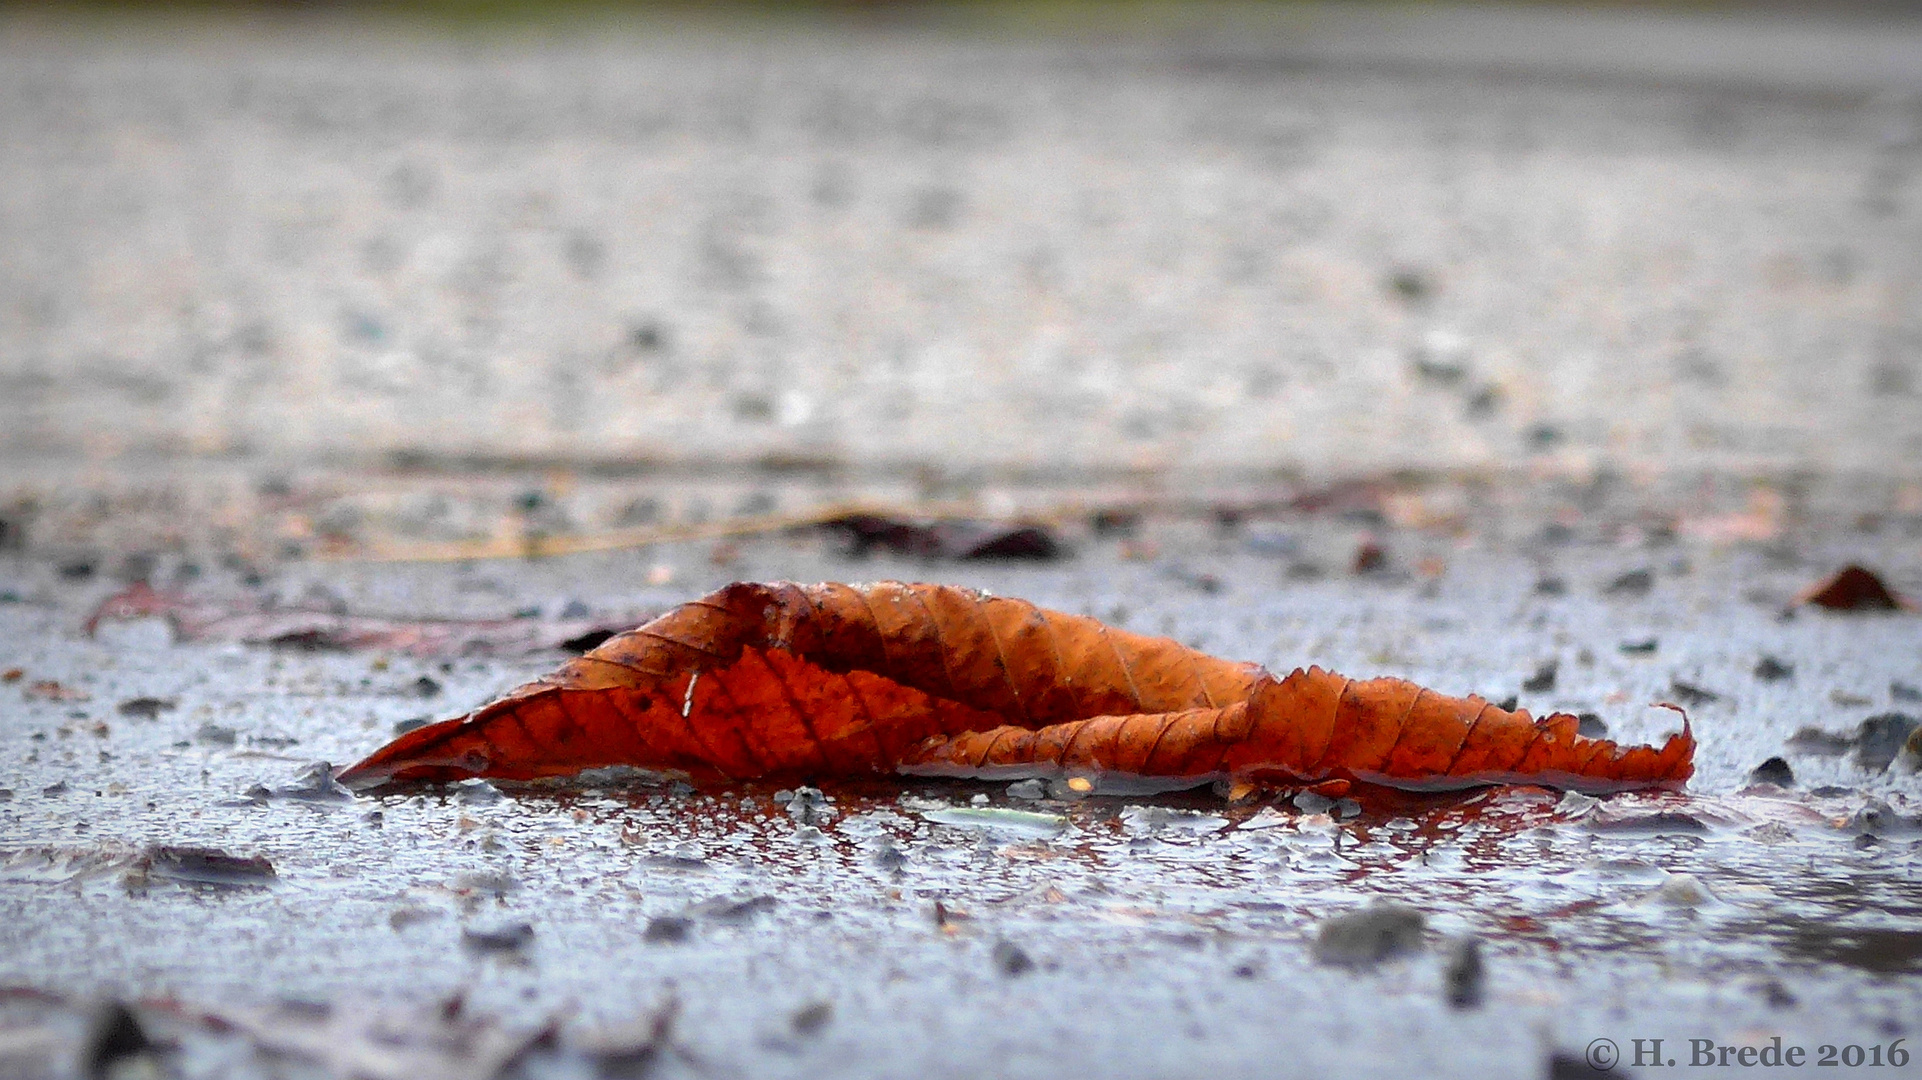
left=1604, top=568, right=1654, bottom=597
left=1618, top=638, right=1659, bottom=655
left=42, top=781, right=67, bottom=797
left=1522, top=661, right=1558, bottom=693
left=644, top=916, right=692, bottom=943
left=0, top=789, right=11, bottom=802
left=560, top=598, right=592, bottom=619
left=1668, top=680, right=1721, bottom=707
left=1854, top=833, right=1881, bottom=849
left=195, top=723, right=237, bottom=746
left=790, top=1001, right=833, bottom=1036
left=1292, top=791, right=1334, bottom=814
left=1748, top=757, right=1795, bottom=786
left=1548, top=1051, right=1628, bottom=1080
left=1442, top=936, right=1484, bottom=1009
left=145, top=845, right=277, bottom=887
left=1786, top=727, right=1854, bottom=756
left=59, top=560, right=97, bottom=581
left=1575, top=713, right=1608, bottom=738
left=1533, top=577, right=1567, bottom=596
left=1849, top=799, right=1906, bottom=836
left=393, top=716, right=431, bottom=735
left=698, top=895, right=777, bottom=923
left=1495, top=695, right=1518, bottom=712
left=1761, top=980, right=1798, bottom=1009
left=1585, top=810, right=1708, bottom=835
left=1855, top=713, right=1920, bottom=772
left=413, top=676, right=442, bottom=698
left=1808, top=784, right=1855, bottom=798
left=454, top=779, right=504, bottom=805
left=83, top=1001, right=152, bottom=1080
left=992, top=940, right=1035, bottom=976
left=117, top=697, right=176, bottom=719
left=462, top=922, right=535, bottom=953
left=248, top=734, right=300, bottom=749
left=1313, top=902, right=1426, bottom=967
left=1753, top=655, right=1794, bottom=682
left=1894, top=681, right=1922, bottom=703
left=1331, top=798, right=1361, bottom=819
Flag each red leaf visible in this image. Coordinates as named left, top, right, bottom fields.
left=339, top=581, right=1694, bottom=793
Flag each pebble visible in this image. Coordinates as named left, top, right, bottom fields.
left=1005, top=778, right=1047, bottom=800
left=1442, top=936, right=1485, bottom=1009
left=1855, top=713, right=1919, bottom=772
left=461, top=922, right=534, bottom=953
left=1645, top=872, right=1716, bottom=907
left=644, top=916, right=692, bottom=943
left=1312, top=902, right=1426, bottom=967
left=1747, top=756, right=1794, bottom=786
left=992, top=940, right=1035, bottom=977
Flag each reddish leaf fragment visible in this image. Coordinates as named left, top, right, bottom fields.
left=1796, top=564, right=1913, bottom=612
left=340, top=581, right=1694, bottom=793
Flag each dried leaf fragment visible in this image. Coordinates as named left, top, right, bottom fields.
left=1796, top=564, right=1913, bottom=612
left=340, top=581, right=1693, bottom=793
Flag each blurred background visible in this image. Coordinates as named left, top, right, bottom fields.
left=3, top=0, right=1921, bottom=560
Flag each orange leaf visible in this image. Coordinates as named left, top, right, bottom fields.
left=338, top=581, right=1694, bottom=793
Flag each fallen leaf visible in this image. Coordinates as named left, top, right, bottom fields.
left=340, top=581, right=1694, bottom=793
left=1796, top=564, right=1913, bottom=612
left=23, top=680, right=88, bottom=702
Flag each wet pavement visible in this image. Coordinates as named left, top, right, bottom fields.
left=2, top=513, right=1919, bottom=1079
left=3, top=2, right=1922, bottom=1076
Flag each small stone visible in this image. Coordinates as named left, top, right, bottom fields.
left=1747, top=757, right=1794, bottom=786
left=1575, top=713, right=1608, bottom=738
left=454, top=779, right=503, bottom=805
left=1312, top=902, right=1426, bottom=967
left=790, top=1001, right=833, bottom=1036
left=1522, top=661, right=1558, bottom=694
left=462, top=922, right=534, bottom=953
left=1785, top=727, right=1853, bottom=756
left=992, top=940, right=1035, bottom=977
left=82, top=1001, right=152, bottom=1080
left=116, top=697, right=175, bottom=720
left=1668, top=680, right=1720, bottom=706
left=1291, top=791, right=1334, bottom=815
left=1442, top=936, right=1484, bottom=1009
left=1618, top=638, right=1659, bottom=655
left=644, top=917, right=691, bottom=943
left=194, top=723, right=237, bottom=746
left=1855, top=713, right=1919, bottom=772
left=1646, top=872, right=1715, bottom=907
left=1604, top=569, right=1654, bottom=597
left=412, top=676, right=442, bottom=698
left=1754, top=655, right=1794, bottom=682
left=1005, top=778, right=1047, bottom=800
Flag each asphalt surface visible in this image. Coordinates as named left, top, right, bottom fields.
left=2, top=4, right=1922, bottom=1078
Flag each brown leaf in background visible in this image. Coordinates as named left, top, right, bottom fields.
left=1796, top=564, right=1913, bottom=612
left=340, top=581, right=1694, bottom=793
